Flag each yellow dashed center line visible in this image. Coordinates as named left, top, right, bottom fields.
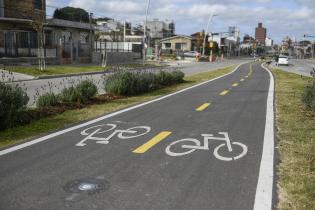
left=196, top=103, right=211, bottom=111
left=219, top=90, right=229, bottom=96
left=240, top=78, right=245, bottom=82
left=132, top=131, right=172, bottom=154
left=232, top=83, right=239, bottom=87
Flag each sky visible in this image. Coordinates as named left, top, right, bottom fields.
left=46, top=0, right=315, bottom=44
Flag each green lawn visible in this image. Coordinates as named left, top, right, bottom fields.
left=4, top=63, right=160, bottom=77
left=0, top=65, right=235, bottom=148
left=271, top=68, right=315, bottom=210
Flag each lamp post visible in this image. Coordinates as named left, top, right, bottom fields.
left=202, top=13, right=218, bottom=56
left=143, top=0, right=151, bottom=64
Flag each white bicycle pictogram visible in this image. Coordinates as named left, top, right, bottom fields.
left=76, top=123, right=151, bottom=147
left=165, top=132, right=248, bottom=161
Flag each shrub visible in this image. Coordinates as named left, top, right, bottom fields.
left=0, top=82, right=29, bottom=130
left=104, top=71, right=154, bottom=96
left=76, top=80, right=97, bottom=102
left=36, top=92, right=59, bottom=108
left=155, top=70, right=185, bottom=86
left=104, top=70, right=185, bottom=96
left=302, top=80, right=315, bottom=111
left=59, top=80, right=97, bottom=103
left=154, top=70, right=174, bottom=86
left=59, top=86, right=80, bottom=103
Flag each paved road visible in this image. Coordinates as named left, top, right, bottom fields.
left=271, top=59, right=315, bottom=77
left=6, top=59, right=249, bottom=107
left=0, top=62, right=275, bottom=210
left=164, top=58, right=253, bottom=75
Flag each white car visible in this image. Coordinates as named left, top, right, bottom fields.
left=278, top=55, right=289, bottom=66
left=184, top=51, right=201, bottom=58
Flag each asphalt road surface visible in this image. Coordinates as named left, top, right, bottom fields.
left=272, top=58, right=315, bottom=77
left=0, top=62, right=275, bottom=210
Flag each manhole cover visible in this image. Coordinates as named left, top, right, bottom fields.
left=63, top=178, right=110, bottom=195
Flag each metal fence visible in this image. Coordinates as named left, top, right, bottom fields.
left=0, top=31, right=57, bottom=58
left=94, top=41, right=142, bottom=53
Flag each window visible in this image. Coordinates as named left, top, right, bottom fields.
left=175, top=43, right=182, bottom=50
left=0, top=0, right=4, bottom=17
left=34, top=0, right=43, bottom=10
left=164, top=43, right=171, bottom=49
left=175, top=43, right=187, bottom=50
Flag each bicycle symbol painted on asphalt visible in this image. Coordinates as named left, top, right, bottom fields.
left=76, top=124, right=248, bottom=161
left=76, top=123, right=151, bottom=147
left=165, top=132, right=248, bottom=161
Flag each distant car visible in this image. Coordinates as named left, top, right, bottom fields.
left=184, top=51, right=200, bottom=58
left=278, top=55, right=289, bottom=66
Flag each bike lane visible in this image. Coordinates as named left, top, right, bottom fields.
left=0, top=62, right=273, bottom=210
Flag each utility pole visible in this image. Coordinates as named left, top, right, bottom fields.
left=202, top=13, right=218, bottom=56
left=143, top=0, right=151, bottom=65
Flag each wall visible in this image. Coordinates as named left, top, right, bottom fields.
left=161, top=37, right=192, bottom=51
left=4, top=0, right=45, bottom=20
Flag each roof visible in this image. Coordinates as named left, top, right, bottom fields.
left=159, top=35, right=192, bottom=42
left=46, top=19, right=95, bottom=30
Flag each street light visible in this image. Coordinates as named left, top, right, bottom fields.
left=202, top=13, right=218, bottom=56
left=143, top=0, right=151, bottom=64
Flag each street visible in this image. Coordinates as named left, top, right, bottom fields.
left=0, top=62, right=274, bottom=210
left=271, top=59, right=315, bottom=77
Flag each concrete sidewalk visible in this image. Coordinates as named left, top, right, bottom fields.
left=0, top=69, right=35, bottom=82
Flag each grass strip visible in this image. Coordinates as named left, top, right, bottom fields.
left=3, top=63, right=160, bottom=77
left=271, top=68, right=315, bottom=210
left=0, top=65, right=235, bottom=148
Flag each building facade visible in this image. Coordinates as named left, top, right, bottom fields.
left=160, top=35, right=192, bottom=53
left=146, top=19, right=175, bottom=44
left=0, top=0, right=47, bottom=59
left=255, top=23, right=267, bottom=45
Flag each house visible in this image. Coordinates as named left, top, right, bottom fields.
left=159, top=35, right=192, bottom=54
left=0, top=0, right=53, bottom=64
left=46, top=18, right=95, bottom=64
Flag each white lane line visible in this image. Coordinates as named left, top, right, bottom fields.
left=0, top=62, right=248, bottom=156
left=253, top=64, right=275, bottom=210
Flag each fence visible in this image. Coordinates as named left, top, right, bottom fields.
left=0, top=31, right=57, bottom=58
left=94, top=41, right=142, bottom=53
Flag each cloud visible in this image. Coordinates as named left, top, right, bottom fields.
left=65, top=0, right=315, bottom=43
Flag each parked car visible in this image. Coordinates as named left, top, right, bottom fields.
left=184, top=51, right=201, bottom=58
left=278, top=55, right=289, bottom=66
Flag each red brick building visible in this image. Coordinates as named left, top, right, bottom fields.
left=255, top=23, right=266, bottom=45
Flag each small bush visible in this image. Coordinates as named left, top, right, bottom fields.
left=104, top=70, right=185, bottom=96
left=105, top=71, right=154, bottom=96
left=59, top=86, right=80, bottom=103
left=76, top=80, right=97, bottom=102
left=36, top=92, right=59, bottom=108
left=0, top=82, right=29, bottom=130
left=59, top=80, right=97, bottom=103
left=302, top=80, right=315, bottom=111
left=155, top=70, right=185, bottom=86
